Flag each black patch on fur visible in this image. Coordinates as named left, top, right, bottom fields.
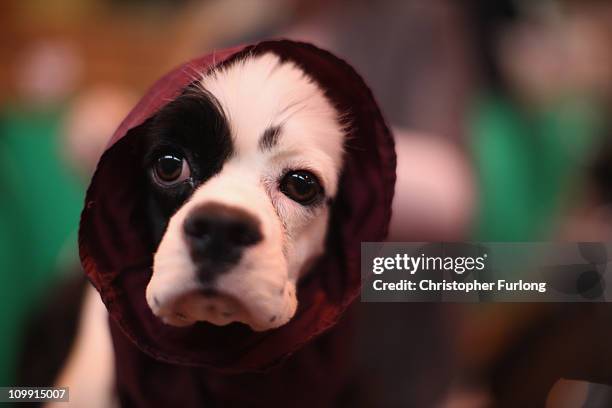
left=139, top=82, right=233, bottom=247
left=258, top=125, right=282, bottom=151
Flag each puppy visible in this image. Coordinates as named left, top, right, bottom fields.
left=54, top=51, right=346, bottom=405
left=144, top=52, right=345, bottom=331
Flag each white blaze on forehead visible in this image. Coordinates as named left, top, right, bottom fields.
left=199, top=52, right=344, bottom=195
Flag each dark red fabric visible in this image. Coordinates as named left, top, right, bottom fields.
left=79, top=39, right=395, bottom=404
left=110, top=306, right=358, bottom=407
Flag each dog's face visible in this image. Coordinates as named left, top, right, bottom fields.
left=142, top=53, right=345, bottom=331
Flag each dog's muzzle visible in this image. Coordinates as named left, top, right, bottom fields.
left=146, top=177, right=298, bottom=332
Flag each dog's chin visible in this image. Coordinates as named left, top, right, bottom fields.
left=155, top=291, right=248, bottom=328
left=146, top=270, right=298, bottom=332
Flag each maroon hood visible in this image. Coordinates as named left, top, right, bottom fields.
left=79, top=40, right=396, bottom=373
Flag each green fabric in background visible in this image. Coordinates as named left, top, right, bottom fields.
left=470, top=93, right=603, bottom=241
left=0, top=105, right=84, bottom=386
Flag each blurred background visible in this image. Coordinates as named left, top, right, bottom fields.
left=3, top=0, right=612, bottom=406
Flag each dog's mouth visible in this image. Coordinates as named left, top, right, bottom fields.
left=147, top=274, right=298, bottom=332
left=154, top=288, right=249, bottom=328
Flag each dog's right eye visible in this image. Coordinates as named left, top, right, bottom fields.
left=152, top=153, right=191, bottom=186
left=279, top=170, right=323, bottom=205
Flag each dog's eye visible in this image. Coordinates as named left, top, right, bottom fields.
left=280, top=170, right=322, bottom=205
left=152, top=153, right=190, bottom=186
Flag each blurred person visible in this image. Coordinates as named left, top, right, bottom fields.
left=0, top=40, right=84, bottom=386
left=468, top=0, right=607, bottom=241
left=1, top=37, right=134, bottom=387
left=14, top=84, right=135, bottom=389
left=461, top=1, right=612, bottom=407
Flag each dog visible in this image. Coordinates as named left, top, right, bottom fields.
left=52, top=50, right=347, bottom=406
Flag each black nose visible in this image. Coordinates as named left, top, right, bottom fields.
left=183, top=203, right=262, bottom=282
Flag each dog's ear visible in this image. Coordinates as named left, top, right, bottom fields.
left=111, top=120, right=165, bottom=253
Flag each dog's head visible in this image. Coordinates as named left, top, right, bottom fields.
left=80, top=40, right=395, bottom=369
left=140, top=53, right=346, bottom=331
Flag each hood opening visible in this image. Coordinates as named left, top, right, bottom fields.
left=79, top=40, right=396, bottom=372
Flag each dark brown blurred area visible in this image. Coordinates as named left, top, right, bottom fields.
left=0, top=0, right=212, bottom=103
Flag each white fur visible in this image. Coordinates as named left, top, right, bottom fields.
left=146, top=53, right=345, bottom=331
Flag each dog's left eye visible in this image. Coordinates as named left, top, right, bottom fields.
left=152, top=153, right=191, bottom=186
left=280, top=170, right=323, bottom=205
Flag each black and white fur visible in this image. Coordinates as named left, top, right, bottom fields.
left=51, top=52, right=346, bottom=406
